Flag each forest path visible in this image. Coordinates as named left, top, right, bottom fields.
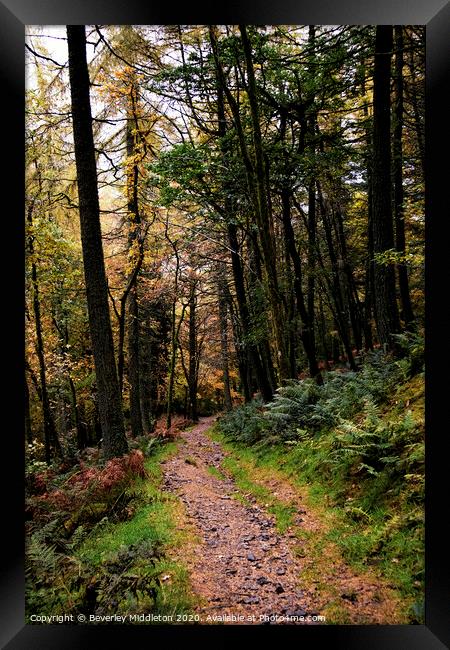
left=161, top=416, right=401, bottom=625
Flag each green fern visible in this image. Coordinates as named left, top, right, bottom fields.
left=26, top=534, right=58, bottom=581
left=218, top=399, right=269, bottom=444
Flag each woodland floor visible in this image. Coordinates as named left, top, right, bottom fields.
left=161, top=416, right=404, bottom=625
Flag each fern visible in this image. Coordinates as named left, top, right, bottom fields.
left=67, top=524, right=88, bottom=550
left=26, top=534, right=59, bottom=581
left=392, top=331, right=425, bottom=377
left=218, top=398, right=269, bottom=445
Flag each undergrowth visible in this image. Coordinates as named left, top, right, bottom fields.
left=216, top=342, right=425, bottom=623
left=26, top=437, right=195, bottom=623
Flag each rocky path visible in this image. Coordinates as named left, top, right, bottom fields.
left=161, top=417, right=401, bottom=625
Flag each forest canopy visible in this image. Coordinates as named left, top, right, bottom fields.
left=25, top=24, right=424, bottom=461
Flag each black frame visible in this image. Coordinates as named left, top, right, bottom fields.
left=2, top=0, right=449, bottom=647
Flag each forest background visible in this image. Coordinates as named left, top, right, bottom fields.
left=24, top=24, right=425, bottom=625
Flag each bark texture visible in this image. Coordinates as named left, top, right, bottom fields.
left=67, top=25, right=128, bottom=458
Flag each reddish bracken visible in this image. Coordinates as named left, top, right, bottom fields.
left=35, top=450, right=147, bottom=513
left=158, top=424, right=180, bottom=441
left=33, top=471, right=54, bottom=494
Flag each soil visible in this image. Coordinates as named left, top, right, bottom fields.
left=161, top=416, right=403, bottom=625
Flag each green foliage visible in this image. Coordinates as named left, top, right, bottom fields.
left=217, top=398, right=270, bottom=444
left=26, top=527, right=59, bottom=582
left=275, top=351, right=414, bottom=435
left=372, top=248, right=424, bottom=270
left=26, top=438, right=195, bottom=622
left=267, top=378, right=327, bottom=435
left=219, top=351, right=407, bottom=445
left=207, top=466, right=226, bottom=480
left=148, top=142, right=210, bottom=208
left=216, top=356, right=425, bottom=620
left=324, top=402, right=424, bottom=485
left=392, top=331, right=425, bottom=377
left=129, top=434, right=164, bottom=458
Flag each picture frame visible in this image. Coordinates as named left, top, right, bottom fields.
left=1, top=0, right=449, bottom=647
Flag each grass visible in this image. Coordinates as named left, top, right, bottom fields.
left=220, top=454, right=296, bottom=534
left=77, top=442, right=178, bottom=564
left=77, top=501, right=172, bottom=565
left=206, top=466, right=226, bottom=480
left=209, top=377, right=424, bottom=625
left=72, top=440, right=197, bottom=620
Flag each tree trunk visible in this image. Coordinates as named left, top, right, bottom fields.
left=139, top=312, right=155, bottom=433
left=68, top=374, right=86, bottom=451
left=239, top=25, right=290, bottom=381
left=307, top=25, right=318, bottom=365
left=188, top=285, right=199, bottom=422
left=307, top=183, right=317, bottom=348
left=221, top=275, right=253, bottom=402
left=364, top=185, right=375, bottom=350
left=406, top=30, right=425, bottom=178
left=211, top=26, right=288, bottom=384
left=165, top=232, right=185, bottom=429
left=25, top=376, right=33, bottom=444
left=77, top=400, right=91, bottom=447
left=218, top=271, right=232, bottom=412
left=127, top=286, right=144, bottom=437
left=229, top=224, right=273, bottom=402
left=247, top=231, right=277, bottom=393
left=318, top=293, right=331, bottom=369
left=27, top=203, right=61, bottom=464
left=281, top=230, right=298, bottom=378
left=67, top=25, right=128, bottom=459
left=226, top=227, right=253, bottom=401
left=393, top=26, right=415, bottom=329
left=280, top=188, right=323, bottom=383
left=334, top=207, right=364, bottom=351
left=140, top=369, right=154, bottom=433
left=126, top=110, right=144, bottom=437
left=166, top=302, right=186, bottom=429
left=362, top=70, right=375, bottom=351
left=56, top=316, right=86, bottom=451
left=26, top=360, right=42, bottom=402
left=316, top=192, right=357, bottom=370
left=372, top=26, right=401, bottom=348
left=117, top=306, right=126, bottom=394
left=212, top=56, right=273, bottom=402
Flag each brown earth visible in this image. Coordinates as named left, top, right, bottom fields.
left=161, top=416, right=404, bottom=625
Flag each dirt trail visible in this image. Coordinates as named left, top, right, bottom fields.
left=161, top=416, right=401, bottom=625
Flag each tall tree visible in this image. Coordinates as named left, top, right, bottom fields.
left=25, top=375, right=33, bottom=445
left=239, top=25, right=290, bottom=381
left=165, top=230, right=187, bottom=429
left=361, top=65, right=375, bottom=351
left=187, top=281, right=199, bottom=422
left=371, top=25, right=401, bottom=348
left=393, top=26, right=415, bottom=329
left=211, top=38, right=273, bottom=401
left=217, top=267, right=232, bottom=411
left=126, top=84, right=144, bottom=437
left=67, top=25, right=128, bottom=458
left=280, top=187, right=324, bottom=381
left=307, top=25, right=318, bottom=367
left=27, top=199, right=61, bottom=463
